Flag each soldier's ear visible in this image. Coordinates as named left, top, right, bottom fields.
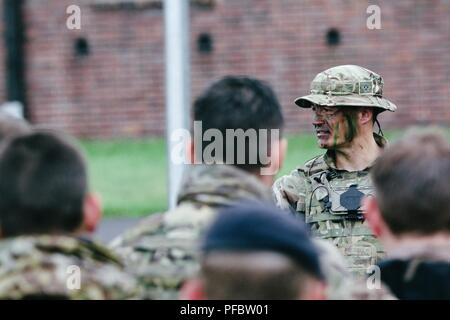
left=82, top=193, right=102, bottom=233
left=260, top=137, right=287, bottom=177
left=362, top=196, right=384, bottom=237
left=359, top=107, right=373, bottom=125
left=179, top=278, right=206, bottom=300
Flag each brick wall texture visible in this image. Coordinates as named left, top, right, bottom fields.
left=1, top=0, right=449, bottom=138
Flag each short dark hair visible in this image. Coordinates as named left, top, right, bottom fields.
left=201, top=251, right=309, bottom=299
left=371, top=129, right=450, bottom=235
left=0, top=131, right=87, bottom=237
left=193, top=76, right=284, bottom=171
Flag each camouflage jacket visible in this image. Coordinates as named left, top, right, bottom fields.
left=314, top=237, right=395, bottom=300
left=0, top=235, right=139, bottom=299
left=273, top=134, right=386, bottom=276
left=109, top=164, right=274, bottom=299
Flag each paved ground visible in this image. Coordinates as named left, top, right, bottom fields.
left=93, top=217, right=142, bottom=244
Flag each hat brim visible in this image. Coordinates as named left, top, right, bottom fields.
left=294, top=94, right=397, bottom=112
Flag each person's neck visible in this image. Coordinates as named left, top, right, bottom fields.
left=257, top=173, right=275, bottom=187
left=243, top=167, right=274, bottom=187
left=333, top=131, right=381, bottom=171
left=384, top=232, right=450, bottom=257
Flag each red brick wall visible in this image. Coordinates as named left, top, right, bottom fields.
left=24, top=0, right=165, bottom=137
left=2, top=0, right=450, bottom=138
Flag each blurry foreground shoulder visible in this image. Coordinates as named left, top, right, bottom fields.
left=0, top=235, right=139, bottom=299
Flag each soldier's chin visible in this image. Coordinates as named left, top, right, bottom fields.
left=318, top=142, right=332, bottom=149
left=316, top=135, right=332, bottom=148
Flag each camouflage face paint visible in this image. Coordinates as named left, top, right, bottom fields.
left=345, top=115, right=358, bottom=142
left=344, top=110, right=358, bottom=143
left=332, top=121, right=340, bottom=148
left=327, top=108, right=358, bottom=148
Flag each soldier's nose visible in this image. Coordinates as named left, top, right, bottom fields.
left=312, top=117, right=324, bottom=126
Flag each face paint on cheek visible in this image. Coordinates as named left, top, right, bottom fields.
left=333, top=122, right=340, bottom=148
left=344, top=113, right=358, bottom=143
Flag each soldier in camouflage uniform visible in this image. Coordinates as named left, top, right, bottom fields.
left=110, top=164, right=275, bottom=299
left=110, top=76, right=286, bottom=299
left=273, top=65, right=397, bottom=275
left=0, top=131, right=139, bottom=299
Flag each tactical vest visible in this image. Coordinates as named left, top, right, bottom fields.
left=300, top=154, right=384, bottom=276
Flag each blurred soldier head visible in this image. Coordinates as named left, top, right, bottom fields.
left=190, top=76, right=287, bottom=184
left=181, top=202, right=326, bottom=300
left=364, top=129, right=450, bottom=247
left=0, top=131, right=101, bottom=238
left=295, top=65, right=396, bottom=150
left=0, top=113, right=30, bottom=143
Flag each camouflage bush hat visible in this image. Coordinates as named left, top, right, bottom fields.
left=295, top=65, right=397, bottom=112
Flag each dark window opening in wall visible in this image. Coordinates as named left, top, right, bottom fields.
left=197, top=33, right=213, bottom=54
left=74, top=38, right=90, bottom=57
left=326, top=28, right=341, bottom=46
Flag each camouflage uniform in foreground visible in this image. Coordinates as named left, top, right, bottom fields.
left=110, top=164, right=273, bottom=299
left=0, top=235, right=139, bottom=299
left=313, top=215, right=395, bottom=300
left=273, top=65, right=397, bottom=276
left=112, top=164, right=394, bottom=300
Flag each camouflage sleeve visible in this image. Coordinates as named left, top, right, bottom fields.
left=80, top=264, right=143, bottom=300
left=312, top=238, right=350, bottom=298
left=313, top=238, right=396, bottom=300
left=109, top=213, right=164, bottom=249
left=108, top=208, right=205, bottom=300
left=272, top=168, right=308, bottom=217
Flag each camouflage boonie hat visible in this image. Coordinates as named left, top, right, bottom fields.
left=295, top=65, right=397, bottom=112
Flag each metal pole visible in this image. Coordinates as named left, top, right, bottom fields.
left=164, top=0, right=190, bottom=209
left=3, top=0, right=26, bottom=119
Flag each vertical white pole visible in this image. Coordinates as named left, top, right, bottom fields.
left=164, top=0, right=191, bottom=209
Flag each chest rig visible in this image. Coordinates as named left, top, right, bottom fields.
left=298, top=155, right=384, bottom=275
left=301, top=156, right=375, bottom=226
